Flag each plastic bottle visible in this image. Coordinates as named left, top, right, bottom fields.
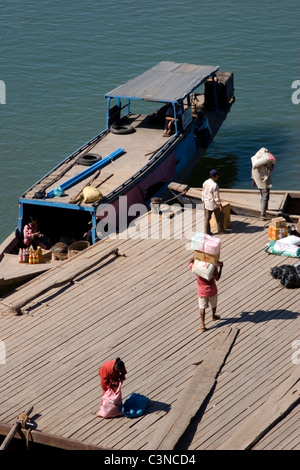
left=37, top=246, right=42, bottom=263
left=18, top=248, right=22, bottom=263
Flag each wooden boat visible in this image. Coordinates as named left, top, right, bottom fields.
left=0, top=61, right=234, bottom=295
left=168, top=182, right=300, bottom=223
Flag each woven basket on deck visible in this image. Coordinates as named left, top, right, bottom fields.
left=50, top=242, right=68, bottom=254
left=50, top=242, right=69, bottom=261
left=52, top=252, right=68, bottom=261
left=68, top=240, right=90, bottom=258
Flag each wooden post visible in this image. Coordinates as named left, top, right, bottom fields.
left=0, top=405, right=33, bottom=451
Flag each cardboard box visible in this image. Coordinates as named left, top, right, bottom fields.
left=268, top=226, right=288, bottom=240
left=297, top=219, right=300, bottom=235
left=210, top=203, right=231, bottom=231
left=192, top=259, right=216, bottom=280
left=271, top=217, right=286, bottom=228
left=194, top=250, right=220, bottom=265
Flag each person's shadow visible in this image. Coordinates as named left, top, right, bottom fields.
left=228, top=220, right=267, bottom=234
left=144, top=400, right=171, bottom=415
left=210, top=308, right=299, bottom=330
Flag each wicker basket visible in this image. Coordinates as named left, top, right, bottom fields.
left=50, top=242, right=68, bottom=254
left=49, top=242, right=69, bottom=261
left=68, top=240, right=90, bottom=258
left=52, top=252, right=68, bottom=261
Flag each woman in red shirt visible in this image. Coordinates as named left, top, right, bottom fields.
left=99, top=358, right=127, bottom=393
left=189, top=259, right=223, bottom=332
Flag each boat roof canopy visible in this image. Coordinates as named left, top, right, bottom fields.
left=105, top=61, right=220, bottom=104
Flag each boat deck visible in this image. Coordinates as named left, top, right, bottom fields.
left=0, top=208, right=299, bottom=450
left=0, top=253, right=52, bottom=297
left=23, top=113, right=169, bottom=203
left=22, top=103, right=230, bottom=206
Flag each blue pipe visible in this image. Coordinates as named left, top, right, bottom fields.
left=47, top=148, right=124, bottom=198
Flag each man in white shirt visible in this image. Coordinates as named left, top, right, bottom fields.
left=202, top=169, right=226, bottom=235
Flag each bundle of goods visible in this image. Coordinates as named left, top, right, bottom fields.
left=82, top=186, right=103, bottom=203
left=191, top=233, right=222, bottom=255
left=270, top=263, right=300, bottom=288
left=210, top=203, right=231, bottom=231
left=268, top=216, right=288, bottom=241
left=268, top=226, right=288, bottom=241
left=192, top=259, right=216, bottom=280
left=121, top=393, right=149, bottom=418
left=190, top=233, right=222, bottom=280
left=265, top=234, right=300, bottom=258
left=251, top=147, right=276, bottom=169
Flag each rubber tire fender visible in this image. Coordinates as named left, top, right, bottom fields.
left=77, top=153, right=102, bottom=166
left=110, top=123, right=135, bottom=135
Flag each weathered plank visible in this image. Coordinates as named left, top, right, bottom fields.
left=5, top=248, right=120, bottom=315
left=145, top=326, right=239, bottom=450
left=0, top=421, right=105, bottom=450
left=0, top=210, right=299, bottom=451
left=217, top=367, right=300, bottom=450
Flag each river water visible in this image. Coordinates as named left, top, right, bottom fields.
left=0, top=0, right=299, bottom=242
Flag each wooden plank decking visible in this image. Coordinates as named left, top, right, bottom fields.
left=0, top=207, right=299, bottom=450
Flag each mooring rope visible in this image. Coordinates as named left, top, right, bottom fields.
left=159, top=188, right=189, bottom=205
left=17, top=412, right=32, bottom=449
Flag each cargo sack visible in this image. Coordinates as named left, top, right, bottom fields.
left=122, top=393, right=149, bottom=418
left=83, top=186, right=103, bottom=203
left=251, top=147, right=276, bottom=169
left=192, top=259, right=215, bottom=280
left=270, top=264, right=300, bottom=289
left=96, top=383, right=122, bottom=418
left=265, top=240, right=300, bottom=258
left=279, top=235, right=300, bottom=246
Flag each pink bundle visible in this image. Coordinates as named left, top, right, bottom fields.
left=96, top=384, right=123, bottom=419
left=191, top=233, right=222, bottom=255
left=251, top=147, right=276, bottom=169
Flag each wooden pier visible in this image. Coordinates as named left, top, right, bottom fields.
left=0, top=206, right=299, bottom=450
